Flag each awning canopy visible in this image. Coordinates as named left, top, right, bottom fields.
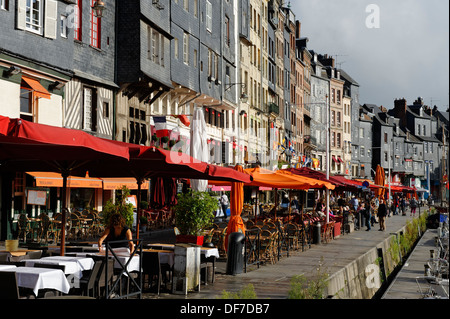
left=21, top=77, right=51, bottom=99
left=102, top=178, right=149, bottom=190
left=27, top=172, right=103, bottom=188
left=209, top=166, right=335, bottom=190
left=26, top=173, right=150, bottom=190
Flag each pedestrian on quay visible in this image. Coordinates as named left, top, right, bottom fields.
left=410, top=197, right=417, bottom=216
left=362, top=202, right=371, bottom=231
left=400, top=196, right=406, bottom=216
left=377, top=199, right=388, bottom=231
left=219, top=193, right=229, bottom=218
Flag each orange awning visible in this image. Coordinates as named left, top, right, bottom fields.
left=22, top=77, right=51, bottom=99
left=27, top=172, right=102, bottom=188
left=102, top=178, right=149, bottom=190
left=209, top=167, right=335, bottom=190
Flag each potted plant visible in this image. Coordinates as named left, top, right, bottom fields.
left=140, top=215, right=149, bottom=232
left=102, top=186, right=134, bottom=229
left=173, top=189, right=218, bottom=245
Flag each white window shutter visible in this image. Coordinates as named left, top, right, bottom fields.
left=44, top=0, right=58, bottom=39
left=16, top=0, right=27, bottom=30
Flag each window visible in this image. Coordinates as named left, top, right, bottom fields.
left=25, top=0, right=43, bottom=34
left=183, top=32, right=189, bottom=65
left=174, top=38, right=179, bottom=59
left=360, top=146, right=365, bottom=157
left=1, top=0, right=9, bottom=10
left=384, top=132, right=388, bottom=143
left=20, top=88, right=33, bottom=122
left=417, top=124, right=421, bottom=135
left=74, top=0, right=82, bottom=41
left=193, top=0, right=198, bottom=17
left=83, top=87, right=97, bottom=132
left=147, top=27, right=164, bottom=66
left=90, top=0, right=101, bottom=48
left=183, top=0, right=189, bottom=12
left=205, top=0, right=212, bottom=32
left=17, top=0, right=57, bottom=37
left=60, top=15, right=68, bottom=38
left=337, top=111, right=341, bottom=127
left=225, top=15, right=230, bottom=46
left=337, top=90, right=341, bottom=104
left=193, top=49, right=197, bottom=68
left=331, top=88, right=335, bottom=103
left=103, top=101, right=109, bottom=118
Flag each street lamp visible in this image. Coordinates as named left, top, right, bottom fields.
left=92, top=0, right=105, bottom=18
left=225, top=83, right=248, bottom=103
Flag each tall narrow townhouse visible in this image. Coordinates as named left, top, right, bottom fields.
left=296, top=37, right=312, bottom=165
left=338, top=69, right=360, bottom=177
left=282, top=6, right=300, bottom=165
left=309, top=50, right=330, bottom=172
left=266, top=1, right=280, bottom=168
left=1, top=0, right=74, bottom=227
left=170, top=0, right=238, bottom=165
left=268, top=0, right=286, bottom=164
left=115, top=0, right=172, bottom=147
left=65, top=0, right=117, bottom=141
left=243, top=0, right=268, bottom=167
left=320, top=55, right=345, bottom=175
left=293, top=21, right=305, bottom=165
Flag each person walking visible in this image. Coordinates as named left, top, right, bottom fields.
left=377, top=199, right=388, bottom=231
left=410, top=197, right=417, bottom=216
left=400, top=197, right=406, bottom=216
left=219, top=193, right=229, bottom=218
left=363, top=202, right=371, bottom=231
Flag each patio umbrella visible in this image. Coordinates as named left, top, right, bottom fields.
left=0, top=116, right=131, bottom=255
left=374, top=165, right=385, bottom=199
left=190, top=107, right=208, bottom=191
left=225, top=165, right=246, bottom=250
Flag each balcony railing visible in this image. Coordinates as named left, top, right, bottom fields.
left=304, top=135, right=316, bottom=145
left=268, top=103, right=279, bottom=115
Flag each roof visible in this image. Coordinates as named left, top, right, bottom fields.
left=338, top=69, right=359, bottom=86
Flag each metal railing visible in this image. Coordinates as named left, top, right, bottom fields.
left=103, top=240, right=143, bottom=299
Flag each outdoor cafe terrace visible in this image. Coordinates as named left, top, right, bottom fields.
left=0, top=115, right=423, bottom=299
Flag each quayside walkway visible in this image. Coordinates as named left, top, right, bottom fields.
left=144, top=209, right=429, bottom=299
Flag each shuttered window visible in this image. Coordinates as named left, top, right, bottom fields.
left=16, top=0, right=57, bottom=38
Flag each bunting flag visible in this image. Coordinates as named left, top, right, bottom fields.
left=153, top=116, right=170, bottom=138
left=173, top=114, right=191, bottom=127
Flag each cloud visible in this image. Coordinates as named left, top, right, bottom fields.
left=290, top=0, right=449, bottom=110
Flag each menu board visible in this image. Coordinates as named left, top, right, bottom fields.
left=27, top=189, right=48, bottom=206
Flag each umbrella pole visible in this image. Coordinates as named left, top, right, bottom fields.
left=274, top=188, right=278, bottom=220
left=289, top=190, right=292, bottom=221
left=136, top=178, right=143, bottom=242
left=60, top=171, right=69, bottom=256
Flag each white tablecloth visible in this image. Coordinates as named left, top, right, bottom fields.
left=24, top=259, right=84, bottom=279
left=75, top=251, right=141, bottom=274
left=201, top=248, right=219, bottom=258
left=0, top=264, right=17, bottom=271
left=41, top=256, right=94, bottom=272
left=0, top=267, right=70, bottom=296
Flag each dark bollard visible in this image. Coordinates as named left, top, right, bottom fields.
left=313, top=221, right=321, bottom=245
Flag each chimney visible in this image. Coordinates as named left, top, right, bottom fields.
left=394, top=98, right=407, bottom=128
left=296, top=20, right=301, bottom=38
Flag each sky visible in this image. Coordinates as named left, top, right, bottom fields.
left=290, top=0, right=449, bottom=112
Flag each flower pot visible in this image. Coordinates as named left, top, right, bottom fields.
left=176, top=235, right=204, bottom=246
left=5, top=239, right=19, bottom=252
